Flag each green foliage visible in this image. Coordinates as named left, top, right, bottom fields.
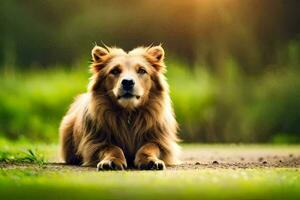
left=241, top=69, right=300, bottom=142
left=0, top=66, right=88, bottom=141
left=168, top=58, right=300, bottom=142
left=0, top=56, right=300, bottom=142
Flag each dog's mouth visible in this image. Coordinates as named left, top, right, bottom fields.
left=117, top=93, right=141, bottom=100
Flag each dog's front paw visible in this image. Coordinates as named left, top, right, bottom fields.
left=97, top=158, right=127, bottom=171
left=136, top=159, right=165, bottom=170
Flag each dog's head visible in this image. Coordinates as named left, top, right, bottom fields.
left=89, top=45, right=166, bottom=109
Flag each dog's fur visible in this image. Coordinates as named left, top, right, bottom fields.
left=59, top=45, right=180, bottom=170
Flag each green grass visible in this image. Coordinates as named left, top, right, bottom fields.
left=0, top=140, right=300, bottom=200
left=0, top=149, right=45, bottom=166
left=1, top=168, right=299, bottom=200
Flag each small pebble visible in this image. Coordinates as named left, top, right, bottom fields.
left=212, top=160, right=219, bottom=165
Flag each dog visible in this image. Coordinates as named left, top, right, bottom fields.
left=59, top=45, right=180, bottom=170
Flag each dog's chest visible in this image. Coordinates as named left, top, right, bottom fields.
left=113, top=116, right=144, bottom=160
left=99, top=111, right=149, bottom=165
left=112, top=125, right=140, bottom=153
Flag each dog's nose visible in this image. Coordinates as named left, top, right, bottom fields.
left=121, top=78, right=135, bottom=91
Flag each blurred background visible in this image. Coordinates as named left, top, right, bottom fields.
left=0, top=0, right=299, bottom=143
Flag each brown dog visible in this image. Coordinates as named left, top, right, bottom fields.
left=59, top=45, right=180, bottom=170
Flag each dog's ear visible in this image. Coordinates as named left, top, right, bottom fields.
left=92, top=46, right=109, bottom=62
left=147, top=46, right=165, bottom=63
left=91, top=46, right=110, bottom=73
left=146, top=45, right=166, bottom=72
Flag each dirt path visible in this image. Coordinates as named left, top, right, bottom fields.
left=175, top=145, right=300, bottom=169
left=1, top=145, right=300, bottom=171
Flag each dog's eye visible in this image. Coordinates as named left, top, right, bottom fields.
left=110, top=68, right=121, bottom=75
left=138, top=68, right=147, bottom=75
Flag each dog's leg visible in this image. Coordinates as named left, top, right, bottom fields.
left=96, top=146, right=127, bottom=171
left=134, top=143, right=165, bottom=170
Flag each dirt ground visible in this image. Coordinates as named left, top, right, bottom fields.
left=174, top=146, right=300, bottom=170
left=1, top=145, right=299, bottom=171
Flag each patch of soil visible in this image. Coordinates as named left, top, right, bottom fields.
left=174, top=146, right=300, bottom=170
